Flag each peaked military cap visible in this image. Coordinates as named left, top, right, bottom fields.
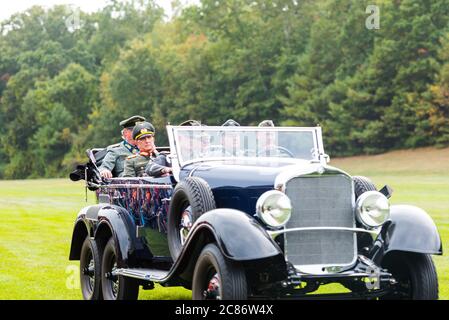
left=222, top=119, right=240, bottom=126
left=133, top=121, right=155, bottom=140
left=258, top=120, right=275, bottom=127
left=120, top=115, right=146, bottom=129
left=179, top=119, right=202, bottom=126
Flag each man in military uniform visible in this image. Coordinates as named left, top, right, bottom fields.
left=99, top=115, right=146, bottom=178
left=145, top=153, right=172, bottom=177
left=123, top=121, right=159, bottom=177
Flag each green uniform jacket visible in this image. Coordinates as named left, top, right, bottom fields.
left=123, top=153, right=155, bottom=177
left=99, top=141, right=139, bottom=177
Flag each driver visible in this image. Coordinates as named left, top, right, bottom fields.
left=220, top=131, right=241, bottom=156
left=175, top=129, right=206, bottom=161
left=256, top=130, right=278, bottom=157
left=220, top=119, right=242, bottom=156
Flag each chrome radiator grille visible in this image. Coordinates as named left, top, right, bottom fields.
left=284, top=175, right=355, bottom=268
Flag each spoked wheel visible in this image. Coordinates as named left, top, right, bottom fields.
left=180, top=206, right=193, bottom=246
left=192, top=243, right=247, bottom=300
left=168, top=177, right=216, bottom=260
left=101, top=238, right=139, bottom=300
left=381, top=252, right=438, bottom=300
left=80, top=237, right=103, bottom=300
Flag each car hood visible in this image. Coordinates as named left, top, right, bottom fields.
left=179, top=158, right=346, bottom=216
left=180, top=158, right=327, bottom=189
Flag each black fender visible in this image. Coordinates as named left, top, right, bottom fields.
left=371, top=205, right=442, bottom=264
left=189, top=208, right=282, bottom=261
left=68, top=204, right=108, bottom=260
left=169, top=209, right=286, bottom=287
left=69, top=204, right=151, bottom=267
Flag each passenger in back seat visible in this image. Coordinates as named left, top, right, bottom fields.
left=99, top=115, right=146, bottom=178
left=123, top=122, right=161, bottom=177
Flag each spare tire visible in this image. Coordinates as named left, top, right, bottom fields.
left=353, top=176, right=376, bottom=199
left=167, top=177, right=216, bottom=260
left=352, top=176, right=378, bottom=247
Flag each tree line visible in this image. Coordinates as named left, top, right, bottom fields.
left=0, top=0, right=448, bottom=179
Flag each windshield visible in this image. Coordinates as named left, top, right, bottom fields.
left=170, top=126, right=320, bottom=165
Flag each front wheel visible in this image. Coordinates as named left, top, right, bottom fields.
left=192, top=243, right=247, bottom=300
left=381, top=252, right=438, bottom=300
left=168, top=177, right=216, bottom=260
left=101, top=238, right=140, bottom=300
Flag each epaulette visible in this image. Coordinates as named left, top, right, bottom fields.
left=107, top=143, right=121, bottom=150
left=126, top=154, right=138, bottom=160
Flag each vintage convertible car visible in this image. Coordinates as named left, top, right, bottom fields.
left=69, top=125, right=442, bottom=300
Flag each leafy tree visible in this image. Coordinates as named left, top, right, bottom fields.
left=31, top=103, right=73, bottom=177
left=283, top=0, right=449, bottom=155
left=418, top=33, right=449, bottom=146
left=1, top=0, right=449, bottom=178
left=88, top=0, right=163, bottom=65
left=89, top=39, right=162, bottom=147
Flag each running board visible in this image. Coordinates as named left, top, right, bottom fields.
left=114, top=268, right=169, bottom=282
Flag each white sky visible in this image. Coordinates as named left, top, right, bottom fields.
left=0, top=0, right=200, bottom=22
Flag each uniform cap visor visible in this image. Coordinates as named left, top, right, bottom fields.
left=135, top=132, right=154, bottom=140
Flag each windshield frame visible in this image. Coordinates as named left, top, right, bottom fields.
left=166, top=125, right=325, bottom=175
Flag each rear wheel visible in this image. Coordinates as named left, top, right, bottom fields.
left=381, top=252, right=438, bottom=300
left=168, top=177, right=216, bottom=260
left=192, top=243, right=247, bottom=300
left=101, top=238, right=139, bottom=300
left=80, top=237, right=103, bottom=300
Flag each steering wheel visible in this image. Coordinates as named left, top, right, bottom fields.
left=202, top=145, right=233, bottom=157
left=257, top=146, right=295, bottom=158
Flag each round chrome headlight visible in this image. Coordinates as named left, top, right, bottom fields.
left=256, top=190, right=292, bottom=228
left=356, top=191, right=390, bottom=228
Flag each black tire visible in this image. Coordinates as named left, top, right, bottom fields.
left=168, top=177, right=216, bottom=260
left=192, top=243, right=247, bottom=300
left=381, top=252, right=439, bottom=300
left=101, top=238, right=139, bottom=300
left=80, top=237, right=103, bottom=300
left=353, top=176, right=376, bottom=199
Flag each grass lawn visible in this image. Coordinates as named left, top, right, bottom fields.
left=0, top=179, right=190, bottom=299
left=0, top=147, right=447, bottom=299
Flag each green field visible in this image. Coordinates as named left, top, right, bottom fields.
left=0, top=147, right=448, bottom=299
left=0, top=179, right=191, bottom=299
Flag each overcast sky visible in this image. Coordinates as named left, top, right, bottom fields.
left=0, top=0, right=200, bottom=22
